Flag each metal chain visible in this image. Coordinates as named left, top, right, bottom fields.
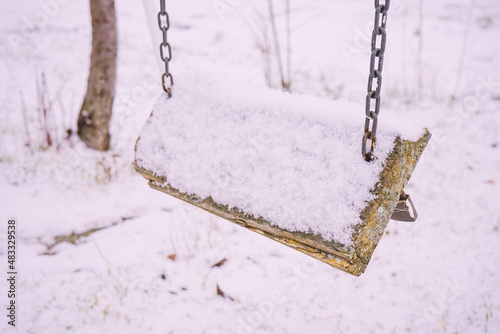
left=158, top=0, right=173, bottom=96
left=362, top=0, right=390, bottom=161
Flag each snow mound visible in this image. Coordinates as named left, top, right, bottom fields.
left=135, top=71, right=424, bottom=245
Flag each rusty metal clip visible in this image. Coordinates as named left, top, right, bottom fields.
left=391, top=191, right=418, bottom=222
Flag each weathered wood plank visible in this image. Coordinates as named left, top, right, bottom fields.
left=133, top=129, right=431, bottom=276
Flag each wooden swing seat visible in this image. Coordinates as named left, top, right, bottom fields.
left=133, top=72, right=431, bottom=276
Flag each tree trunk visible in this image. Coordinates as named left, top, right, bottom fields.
left=77, top=0, right=117, bottom=151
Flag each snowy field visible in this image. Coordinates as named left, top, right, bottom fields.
left=1, top=0, right=499, bottom=333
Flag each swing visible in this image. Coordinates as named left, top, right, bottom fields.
left=134, top=0, right=431, bottom=276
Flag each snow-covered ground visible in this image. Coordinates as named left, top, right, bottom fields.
left=1, top=0, right=499, bottom=333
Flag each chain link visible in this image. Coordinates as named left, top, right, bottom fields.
left=362, top=0, right=390, bottom=161
left=158, top=0, right=173, bottom=96
left=156, top=1, right=386, bottom=152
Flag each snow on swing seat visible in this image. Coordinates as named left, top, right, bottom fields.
left=133, top=71, right=431, bottom=276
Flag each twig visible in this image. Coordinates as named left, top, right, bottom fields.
left=239, top=8, right=273, bottom=87
left=19, top=91, right=33, bottom=154
left=285, top=0, right=292, bottom=91
left=41, top=73, right=52, bottom=147
left=90, top=236, right=113, bottom=267
left=268, top=0, right=287, bottom=91
left=401, top=7, right=408, bottom=100
left=416, top=0, right=424, bottom=101
left=35, top=70, right=44, bottom=147
left=452, top=0, right=477, bottom=99
left=43, top=73, right=59, bottom=147
left=36, top=72, right=53, bottom=148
